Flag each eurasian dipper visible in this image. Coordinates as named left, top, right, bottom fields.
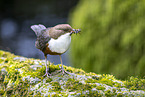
left=31, top=24, right=81, bottom=77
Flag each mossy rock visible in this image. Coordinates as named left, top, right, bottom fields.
left=0, top=50, right=145, bottom=96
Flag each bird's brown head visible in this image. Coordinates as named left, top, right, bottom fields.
left=48, top=24, right=81, bottom=39
left=55, top=24, right=73, bottom=32
left=54, top=24, right=81, bottom=35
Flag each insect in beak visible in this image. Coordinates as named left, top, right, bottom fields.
left=70, top=29, right=81, bottom=35
left=75, top=29, right=81, bottom=35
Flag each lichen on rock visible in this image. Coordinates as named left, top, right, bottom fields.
left=0, top=50, right=145, bottom=96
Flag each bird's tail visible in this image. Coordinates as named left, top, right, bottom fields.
left=31, top=24, right=46, bottom=36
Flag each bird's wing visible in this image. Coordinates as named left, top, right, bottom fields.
left=31, top=24, right=46, bottom=36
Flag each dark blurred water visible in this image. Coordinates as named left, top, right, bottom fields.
left=0, top=0, right=79, bottom=66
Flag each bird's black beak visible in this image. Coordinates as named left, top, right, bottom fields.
left=70, top=29, right=81, bottom=35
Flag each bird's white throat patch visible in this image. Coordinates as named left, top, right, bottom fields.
left=48, top=33, right=71, bottom=53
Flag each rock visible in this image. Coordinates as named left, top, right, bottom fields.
left=0, top=50, right=145, bottom=96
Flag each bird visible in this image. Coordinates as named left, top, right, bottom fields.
left=31, top=24, right=81, bottom=77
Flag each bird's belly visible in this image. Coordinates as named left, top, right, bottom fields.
left=48, top=33, right=71, bottom=54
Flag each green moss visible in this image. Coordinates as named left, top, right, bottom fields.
left=46, top=78, right=52, bottom=83
left=124, top=76, right=145, bottom=91
left=96, top=85, right=105, bottom=91
left=117, top=93, right=123, bottom=97
left=50, top=81, right=62, bottom=91
left=65, top=78, right=82, bottom=91
left=105, top=89, right=113, bottom=97
left=0, top=50, right=145, bottom=96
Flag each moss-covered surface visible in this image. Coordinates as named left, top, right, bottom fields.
left=0, top=50, right=145, bottom=96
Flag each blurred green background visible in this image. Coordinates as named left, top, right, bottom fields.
left=70, top=0, right=145, bottom=79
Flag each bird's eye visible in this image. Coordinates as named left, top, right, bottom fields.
left=63, top=29, right=68, bottom=31
left=64, top=29, right=71, bottom=32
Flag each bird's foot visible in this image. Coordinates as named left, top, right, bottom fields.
left=59, top=69, right=70, bottom=75
left=43, top=72, right=51, bottom=77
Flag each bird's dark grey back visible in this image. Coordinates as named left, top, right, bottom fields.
left=35, top=30, right=50, bottom=51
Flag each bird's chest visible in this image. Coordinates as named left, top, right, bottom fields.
left=47, top=33, right=71, bottom=54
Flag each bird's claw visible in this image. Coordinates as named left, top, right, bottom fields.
left=60, top=69, right=70, bottom=75
left=43, top=72, right=51, bottom=77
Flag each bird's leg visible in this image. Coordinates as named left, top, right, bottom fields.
left=59, top=55, right=69, bottom=74
left=59, top=55, right=64, bottom=72
left=43, top=55, right=51, bottom=77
